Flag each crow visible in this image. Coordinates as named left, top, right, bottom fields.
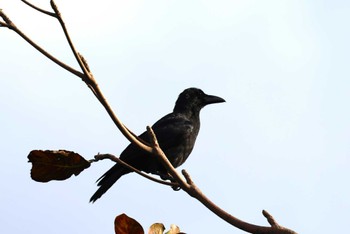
left=90, top=88, right=225, bottom=202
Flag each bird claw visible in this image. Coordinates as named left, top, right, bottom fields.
left=159, top=173, right=181, bottom=191
left=159, top=173, right=173, bottom=181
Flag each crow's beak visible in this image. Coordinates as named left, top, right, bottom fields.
left=204, top=94, right=226, bottom=105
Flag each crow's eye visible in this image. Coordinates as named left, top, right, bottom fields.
left=197, top=90, right=204, bottom=98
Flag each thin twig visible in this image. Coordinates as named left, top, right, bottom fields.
left=0, top=10, right=84, bottom=78
left=50, top=0, right=90, bottom=81
left=92, top=153, right=178, bottom=187
left=21, top=0, right=56, bottom=17
left=2, top=1, right=153, bottom=154
left=0, top=9, right=13, bottom=27
left=263, top=210, right=279, bottom=227
left=0, top=22, right=8, bottom=27
left=49, top=0, right=154, bottom=154
left=78, top=53, right=91, bottom=73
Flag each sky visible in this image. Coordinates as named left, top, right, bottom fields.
left=1, top=0, right=350, bottom=233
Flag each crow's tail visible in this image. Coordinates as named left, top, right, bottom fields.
left=90, top=164, right=130, bottom=203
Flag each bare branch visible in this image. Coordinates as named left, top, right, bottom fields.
left=0, top=21, right=8, bottom=27
left=48, top=0, right=154, bottom=154
left=50, top=0, right=90, bottom=80
left=78, top=53, right=91, bottom=73
left=92, top=153, right=178, bottom=187
left=0, top=9, right=83, bottom=78
left=1, top=1, right=153, bottom=154
left=21, top=0, right=56, bottom=17
left=181, top=169, right=193, bottom=185
left=259, top=210, right=297, bottom=234
left=0, top=9, right=13, bottom=28
left=146, top=126, right=298, bottom=234
left=263, top=210, right=279, bottom=227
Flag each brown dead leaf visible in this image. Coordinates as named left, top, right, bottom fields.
left=28, top=150, right=90, bottom=182
left=115, top=213, right=144, bottom=234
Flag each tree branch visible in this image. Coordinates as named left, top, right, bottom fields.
left=50, top=0, right=90, bottom=81
left=0, top=9, right=84, bottom=78
left=49, top=0, right=154, bottom=154
left=146, top=126, right=190, bottom=188
left=146, top=126, right=297, bottom=234
left=0, top=20, right=8, bottom=27
left=91, top=153, right=178, bottom=187
left=21, top=0, right=56, bottom=17
left=1, top=1, right=153, bottom=154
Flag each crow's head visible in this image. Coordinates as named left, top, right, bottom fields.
left=174, top=88, right=225, bottom=114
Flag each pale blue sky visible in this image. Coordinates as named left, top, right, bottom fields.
left=1, top=1, right=350, bottom=233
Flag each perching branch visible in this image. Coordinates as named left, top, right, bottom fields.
left=146, top=126, right=297, bottom=234
left=92, top=153, right=178, bottom=187
left=2, top=1, right=298, bottom=233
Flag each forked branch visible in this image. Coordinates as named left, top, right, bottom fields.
left=0, top=8, right=83, bottom=78
left=21, top=0, right=56, bottom=17
left=146, top=126, right=297, bottom=234
left=0, top=0, right=152, bottom=154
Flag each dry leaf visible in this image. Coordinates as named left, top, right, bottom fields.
left=28, top=150, right=90, bottom=182
left=148, top=223, right=165, bottom=234
left=115, top=213, right=144, bottom=234
left=165, top=224, right=184, bottom=234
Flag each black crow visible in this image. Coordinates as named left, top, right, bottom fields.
left=90, top=88, right=225, bottom=202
